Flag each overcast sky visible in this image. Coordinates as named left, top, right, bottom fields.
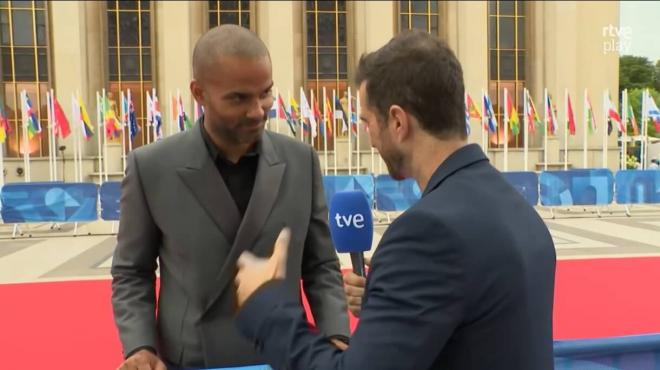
left=619, top=1, right=660, bottom=63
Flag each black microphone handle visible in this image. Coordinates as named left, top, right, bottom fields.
left=350, top=252, right=366, bottom=277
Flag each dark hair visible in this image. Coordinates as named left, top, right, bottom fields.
left=355, top=30, right=466, bottom=139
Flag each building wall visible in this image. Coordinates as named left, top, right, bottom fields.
left=1, top=0, right=621, bottom=183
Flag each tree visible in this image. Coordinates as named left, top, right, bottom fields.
left=655, top=60, right=660, bottom=92
left=626, top=88, right=659, bottom=138
left=619, top=55, right=656, bottom=91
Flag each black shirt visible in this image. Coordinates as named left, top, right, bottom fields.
left=200, top=120, right=259, bottom=218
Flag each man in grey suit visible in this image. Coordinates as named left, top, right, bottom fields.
left=111, top=25, right=349, bottom=370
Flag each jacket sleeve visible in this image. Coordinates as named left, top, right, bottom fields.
left=237, top=209, right=465, bottom=370
left=300, top=146, right=350, bottom=339
left=111, top=151, right=162, bottom=357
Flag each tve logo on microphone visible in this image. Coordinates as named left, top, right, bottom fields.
left=329, top=191, right=373, bottom=254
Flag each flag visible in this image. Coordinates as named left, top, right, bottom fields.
left=526, top=91, right=541, bottom=133
left=606, top=93, right=623, bottom=132
left=128, top=94, right=139, bottom=142
left=483, top=94, right=497, bottom=133
left=566, top=93, right=576, bottom=136
left=52, top=95, right=71, bottom=139
left=0, top=105, right=11, bottom=143
left=177, top=95, right=192, bottom=131
left=152, top=94, right=162, bottom=139
left=646, top=92, right=660, bottom=132
left=268, top=98, right=278, bottom=119
left=78, top=95, right=94, bottom=140
left=585, top=93, right=597, bottom=135
left=334, top=96, right=349, bottom=133
left=23, top=93, right=41, bottom=139
left=299, top=90, right=315, bottom=136
left=350, top=98, right=358, bottom=136
left=506, top=91, right=520, bottom=136
left=103, top=96, right=122, bottom=139
left=546, top=94, right=557, bottom=135
left=324, top=95, right=334, bottom=138
left=277, top=94, right=296, bottom=136
left=312, top=95, right=324, bottom=136
left=627, top=102, right=639, bottom=136
left=466, top=93, right=482, bottom=120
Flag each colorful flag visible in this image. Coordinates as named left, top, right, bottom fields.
left=103, top=95, right=122, bottom=139
left=23, top=93, right=41, bottom=139
left=627, top=101, right=639, bottom=136
left=585, top=93, right=597, bottom=135
left=152, top=95, right=162, bottom=139
left=324, top=95, right=334, bottom=138
left=646, top=91, right=660, bottom=132
left=0, top=105, right=11, bottom=143
left=177, top=95, right=192, bottom=131
left=334, top=96, right=349, bottom=134
left=566, top=93, right=576, bottom=136
left=277, top=94, right=296, bottom=136
left=483, top=93, right=497, bottom=133
left=526, top=91, right=541, bottom=134
left=268, top=97, right=278, bottom=119
left=128, top=93, right=139, bottom=142
left=78, top=95, right=94, bottom=140
left=506, top=91, right=520, bottom=136
left=52, top=95, right=71, bottom=139
left=299, top=90, right=314, bottom=136
left=466, top=93, right=482, bottom=120
left=606, top=93, right=623, bottom=132
left=546, top=94, right=557, bottom=135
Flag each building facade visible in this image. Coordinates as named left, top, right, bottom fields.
left=0, top=1, right=620, bottom=183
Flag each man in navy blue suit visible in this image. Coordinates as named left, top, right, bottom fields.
left=233, top=30, right=556, bottom=370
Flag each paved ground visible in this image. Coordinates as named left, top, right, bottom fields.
left=0, top=204, right=658, bottom=284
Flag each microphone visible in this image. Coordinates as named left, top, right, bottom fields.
left=328, top=191, right=373, bottom=277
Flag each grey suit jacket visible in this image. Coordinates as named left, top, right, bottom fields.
left=111, top=126, right=349, bottom=368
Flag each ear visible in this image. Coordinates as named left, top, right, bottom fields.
left=389, top=105, right=410, bottom=142
left=190, top=80, right=204, bottom=105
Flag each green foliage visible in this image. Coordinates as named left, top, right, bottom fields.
left=620, top=55, right=656, bottom=91
left=626, top=88, right=659, bottom=137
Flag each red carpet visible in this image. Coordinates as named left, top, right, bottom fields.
left=1, top=257, right=660, bottom=369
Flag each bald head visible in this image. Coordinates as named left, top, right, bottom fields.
left=192, top=24, right=270, bottom=80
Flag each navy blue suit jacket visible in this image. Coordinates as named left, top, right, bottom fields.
left=237, top=144, right=556, bottom=370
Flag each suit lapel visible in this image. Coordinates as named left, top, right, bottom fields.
left=203, top=132, right=286, bottom=313
left=176, top=127, right=241, bottom=243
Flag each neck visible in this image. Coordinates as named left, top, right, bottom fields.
left=408, top=135, right=467, bottom=192
left=203, top=119, right=256, bottom=163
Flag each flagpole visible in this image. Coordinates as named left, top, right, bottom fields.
left=46, top=91, right=54, bottom=181
left=71, top=94, right=79, bottom=182
left=523, top=88, right=529, bottom=171
left=102, top=89, right=109, bottom=182
left=348, top=87, right=353, bottom=175
left=503, top=88, right=509, bottom=172
left=641, top=89, right=647, bottom=169
left=322, top=87, right=328, bottom=175
left=20, top=91, right=28, bottom=182
left=333, top=89, right=338, bottom=175
left=583, top=89, right=588, bottom=168
left=168, top=91, right=174, bottom=136
left=603, top=89, right=608, bottom=169
left=128, top=90, right=134, bottom=152
left=96, top=91, right=103, bottom=184
left=121, top=91, right=127, bottom=172
left=544, top=88, right=548, bottom=171
left=152, top=88, right=158, bottom=141
left=275, top=87, right=281, bottom=134
left=564, top=89, right=568, bottom=171
left=481, top=88, right=487, bottom=157
left=621, top=89, right=627, bottom=171
left=76, top=91, right=83, bottom=182
left=51, top=89, right=59, bottom=181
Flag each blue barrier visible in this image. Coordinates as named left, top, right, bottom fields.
left=540, top=169, right=614, bottom=206
left=375, top=175, right=421, bottom=211
left=554, top=334, right=660, bottom=369
left=322, top=175, right=375, bottom=208
left=502, top=171, right=539, bottom=206
left=615, top=170, right=660, bottom=204
left=100, top=181, right=122, bottom=221
left=1, top=182, right=98, bottom=223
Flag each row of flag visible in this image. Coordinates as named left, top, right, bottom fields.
left=3, top=87, right=658, bottom=147
left=267, top=87, right=359, bottom=139
left=465, top=89, right=660, bottom=137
